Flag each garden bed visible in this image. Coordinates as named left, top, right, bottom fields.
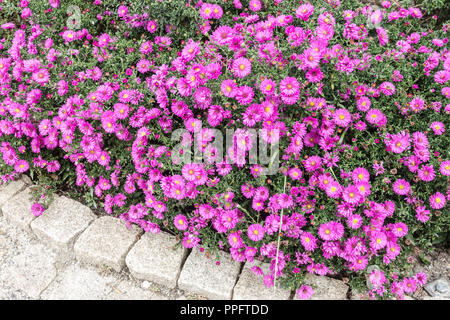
left=0, top=0, right=449, bottom=300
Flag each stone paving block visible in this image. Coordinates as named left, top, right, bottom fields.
left=105, top=280, right=168, bottom=300
left=294, top=274, right=349, bottom=300
left=74, top=216, right=143, bottom=272
left=178, top=248, right=241, bottom=300
left=233, top=262, right=291, bottom=300
left=125, top=231, right=187, bottom=289
left=424, top=277, right=450, bottom=299
left=1, top=187, right=36, bottom=232
left=0, top=178, right=28, bottom=215
left=40, top=264, right=117, bottom=300
left=31, top=196, right=96, bottom=252
left=0, top=243, right=57, bottom=299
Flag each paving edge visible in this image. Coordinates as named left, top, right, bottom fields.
left=0, top=175, right=359, bottom=300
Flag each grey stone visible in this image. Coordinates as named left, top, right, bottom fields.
left=424, top=278, right=450, bottom=298
left=30, top=196, right=96, bottom=252
left=1, top=187, right=36, bottom=232
left=0, top=243, right=57, bottom=299
left=435, top=282, right=448, bottom=293
left=74, top=216, right=143, bottom=272
left=0, top=179, right=28, bottom=215
left=233, top=262, right=291, bottom=300
left=105, top=280, right=168, bottom=300
left=20, top=175, right=32, bottom=186
left=41, top=264, right=116, bottom=300
left=178, top=248, right=241, bottom=300
left=125, top=231, right=187, bottom=289
left=294, top=274, right=349, bottom=300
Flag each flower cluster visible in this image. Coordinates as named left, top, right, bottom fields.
left=0, top=0, right=448, bottom=300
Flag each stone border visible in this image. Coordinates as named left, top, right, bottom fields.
left=0, top=175, right=355, bottom=300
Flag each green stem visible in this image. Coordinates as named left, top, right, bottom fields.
left=236, top=203, right=256, bottom=224
left=338, top=127, right=349, bottom=145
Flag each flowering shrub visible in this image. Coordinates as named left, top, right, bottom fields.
left=0, top=0, right=449, bottom=300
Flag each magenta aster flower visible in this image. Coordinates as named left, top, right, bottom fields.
left=247, top=223, right=265, bottom=241
left=379, top=81, right=396, bottom=96
left=325, top=180, right=342, bottom=199
left=32, top=69, right=50, bottom=85
left=136, top=59, right=151, bottom=73
left=31, top=203, right=44, bottom=217
left=296, top=285, right=314, bottom=300
left=280, top=77, right=299, bottom=96
left=318, top=221, right=344, bottom=241
left=386, top=131, right=410, bottom=154
left=418, top=164, right=435, bottom=182
left=370, top=231, right=387, bottom=250
left=235, top=85, right=254, bottom=105
left=347, top=214, right=363, bottom=229
left=430, top=192, right=446, bottom=209
left=14, top=159, right=29, bottom=173
left=249, top=0, right=262, bottom=12
left=440, top=161, right=450, bottom=176
left=228, top=231, right=243, bottom=249
left=220, top=79, right=237, bottom=98
left=232, top=57, right=251, bottom=78
left=260, top=78, right=276, bottom=95
left=333, top=109, right=352, bottom=127
left=430, top=121, right=445, bottom=135
left=392, top=179, right=410, bottom=195
left=342, top=185, right=362, bottom=204
left=300, top=232, right=318, bottom=251
left=174, top=214, right=188, bottom=231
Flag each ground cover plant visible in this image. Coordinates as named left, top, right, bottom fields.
left=0, top=0, right=449, bottom=299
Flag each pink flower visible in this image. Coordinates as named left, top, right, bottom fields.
left=342, top=185, right=362, bottom=204
left=117, top=5, right=128, bottom=17
left=392, top=179, right=410, bottom=195
left=62, top=30, right=76, bottom=42
left=440, top=161, right=450, bottom=176
left=31, top=203, right=44, bottom=217
left=352, top=167, right=370, bottom=183
left=370, top=231, right=387, bottom=250
left=333, top=108, right=352, bottom=127
left=280, top=77, right=299, bottom=96
left=347, top=214, right=363, bottom=229
left=379, top=81, right=396, bottom=96
left=247, top=223, right=265, bottom=241
left=418, top=165, right=435, bottom=182
left=232, top=57, right=252, bottom=78
left=296, top=285, right=314, bottom=299
left=385, top=131, right=410, bottom=154
left=318, top=221, right=344, bottom=241
left=430, top=192, right=446, bottom=209
left=200, top=3, right=214, bottom=19
left=136, top=59, right=151, bottom=73
left=369, top=270, right=387, bottom=289
left=430, top=121, right=445, bottom=135
left=49, top=0, right=60, bottom=8
left=221, top=79, right=237, bottom=98
left=300, top=232, right=318, bottom=251
left=228, top=231, right=243, bottom=248
left=296, top=3, right=314, bottom=21
left=249, top=0, right=262, bottom=12
left=260, top=78, right=276, bottom=95
left=174, top=214, right=188, bottom=231
left=14, top=159, right=29, bottom=173
left=32, top=69, right=50, bottom=85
